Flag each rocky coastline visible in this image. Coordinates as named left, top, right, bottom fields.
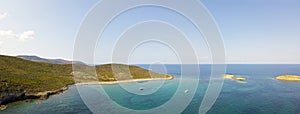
left=0, top=76, right=174, bottom=110
left=0, top=86, right=68, bottom=110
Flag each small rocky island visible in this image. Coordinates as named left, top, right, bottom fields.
left=223, top=74, right=246, bottom=81
left=275, top=75, right=300, bottom=82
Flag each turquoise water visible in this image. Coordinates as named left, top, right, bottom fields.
left=2, top=64, right=300, bottom=114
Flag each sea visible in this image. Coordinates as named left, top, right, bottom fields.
left=2, top=64, right=300, bottom=114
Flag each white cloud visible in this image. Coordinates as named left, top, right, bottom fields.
left=0, top=30, right=35, bottom=41
left=19, top=31, right=35, bottom=41
left=0, top=12, right=7, bottom=20
left=0, top=30, right=18, bottom=39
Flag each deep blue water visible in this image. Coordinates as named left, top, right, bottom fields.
left=2, top=64, right=300, bottom=114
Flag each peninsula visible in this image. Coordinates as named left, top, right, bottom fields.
left=0, top=55, right=173, bottom=107
left=275, top=75, right=300, bottom=82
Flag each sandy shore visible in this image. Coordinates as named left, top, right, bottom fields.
left=75, top=77, right=174, bottom=85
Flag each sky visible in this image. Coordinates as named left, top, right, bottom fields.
left=0, top=0, right=299, bottom=64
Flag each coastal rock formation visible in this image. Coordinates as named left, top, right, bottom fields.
left=26, top=86, right=68, bottom=100
left=0, top=105, right=7, bottom=110
left=275, top=75, right=300, bottom=82
left=0, top=86, right=68, bottom=105
left=223, top=74, right=246, bottom=81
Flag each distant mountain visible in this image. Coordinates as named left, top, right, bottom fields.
left=16, top=55, right=85, bottom=65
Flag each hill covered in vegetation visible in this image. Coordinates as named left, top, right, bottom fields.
left=0, top=55, right=173, bottom=105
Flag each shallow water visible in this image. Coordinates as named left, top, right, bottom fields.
left=2, top=64, right=300, bottom=114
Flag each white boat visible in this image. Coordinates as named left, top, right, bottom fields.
left=184, top=89, right=189, bottom=93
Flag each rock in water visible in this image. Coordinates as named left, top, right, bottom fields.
left=223, top=74, right=246, bottom=81
left=0, top=105, right=7, bottom=110
left=139, top=87, right=144, bottom=91
left=275, top=75, right=300, bottom=82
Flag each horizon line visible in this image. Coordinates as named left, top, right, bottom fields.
left=3, top=54, right=300, bottom=65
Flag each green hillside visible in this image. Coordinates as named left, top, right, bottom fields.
left=0, top=55, right=74, bottom=94
left=0, top=55, right=172, bottom=105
